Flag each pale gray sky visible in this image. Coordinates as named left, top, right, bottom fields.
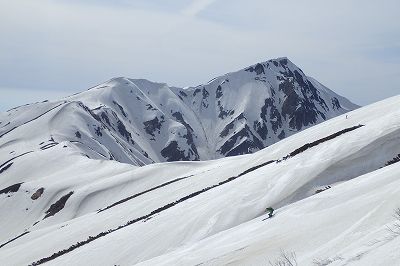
left=1, top=0, right=399, bottom=111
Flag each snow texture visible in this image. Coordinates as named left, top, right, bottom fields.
left=2, top=59, right=399, bottom=266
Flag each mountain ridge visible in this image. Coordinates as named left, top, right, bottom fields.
left=0, top=57, right=358, bottom=166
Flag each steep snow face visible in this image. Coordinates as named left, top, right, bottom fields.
left=0, top=58, right=357, bottom=167
left=0, top=95, right=399, bottom=266
left=180, top=58, right=358, bottom=158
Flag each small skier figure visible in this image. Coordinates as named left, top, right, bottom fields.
left=266, top=207, right=274, bottom=218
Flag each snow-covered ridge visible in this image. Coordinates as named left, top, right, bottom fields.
left=0, top=93, right=399, bottom=265
left=0, top=58, right=358, bottom=166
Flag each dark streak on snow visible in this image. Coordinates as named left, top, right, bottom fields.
left=98, top=174, right=195, bottom=213
left=40, top=142, right=59, bottom=150
left=0, top=231, right=30, bottom=249
left=0, top=182, right=23, bottom=194
left=0, top=103, right=64, bottom=139
left=43, top=191, right=74, bottom=219
left=280, top=124, right=364, bottom=160
left=385, top=154, right=400, bottom=167
left=0, top=162, right=13, bottom=174
left=0, top=151, right=34, bottom=170
left=112, top=101, right=127, bottom=117
left=69, top=140, right=107, bottom=158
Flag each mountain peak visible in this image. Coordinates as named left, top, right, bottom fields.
left=0, top=58, right=358, bottom=166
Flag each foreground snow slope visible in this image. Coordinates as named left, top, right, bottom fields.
left=0, top=58, right=357, bottom=166
left=0, top=95, right=399, bottom=266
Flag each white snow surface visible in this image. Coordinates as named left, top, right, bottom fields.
left=0, top=58, right=358, bottom=167
left=0, top=91, right=399, bottom=265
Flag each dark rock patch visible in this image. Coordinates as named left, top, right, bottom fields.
left=385, top=154, right=400, bottom=166
left=161, top=141, right=190, bottom=162
left=31, top=188, right=45, bottom=200
left=75, top=131, right=81, bottom=138
left=171, top=112, right=199, bottom=159
left=306, top=81, right=329, bottom=111
left=220, top=122, right=235, bottom=138
left=256, top=97, right=283, bottom=139
left=225, top=137, right=263, bottom=157
left=219, top=124, right=264, bottom=156
left=278, top=130, right=285, bottom=140
left=218, top=105, right=235, bottom=119
left=44, top=191, right=74, bottom=219
left=332, top=97, right=341, bottom=109
left=77, top=102, right=101, bottom=122
left=145, top=104, right=157, bottom=111
left=220, top=113, right=246, bottom=137
left=112, top=101, right=127, bottom=117
left=117, top=120, right=132, bottom=141
left=279, top=58, right=288, bottom=65
left=143, top=116, right=164, bottom=137
left=100, top=112, right=111, bottom=127
left=315, top=186, right=331, bottom=194
left=193, top=88, right=201, bottom=97
left=245, top=63, right=265, bottom=75
left=0, top=182, right=23, bottom=194
left=293, top=70, right=307, bottom=89
left=253, top=120, right=268, bottom=140
left=202, top=88, right=209, bottom=99
left=172, top=112, right=193, bottom=132
left=95, top=126, right=102, bottom=137
left=216, top=85, right=223, bottom=98
left=280, top=78, right=326, bottom=130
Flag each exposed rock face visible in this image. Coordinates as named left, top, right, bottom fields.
left=0, top=58, right=358, bottom=166
left=31, top=188, right=45, bottom=200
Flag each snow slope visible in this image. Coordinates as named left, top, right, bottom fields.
left=0, top=58, right=357, bottom=166
left=0, top=93, right=399, bottom=265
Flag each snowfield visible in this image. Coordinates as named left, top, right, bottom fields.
left=0, top=85, right=399, bottom=266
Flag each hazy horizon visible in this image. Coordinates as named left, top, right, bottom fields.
left=1, top=0, right=399, bottom=111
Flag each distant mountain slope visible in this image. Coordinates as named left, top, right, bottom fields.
left=0, top=58, right=358, bottom=166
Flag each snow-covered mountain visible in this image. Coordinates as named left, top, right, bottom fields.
left=0, top=58, right=357, bottom=166
left=0, top=89, right=399, bottom=265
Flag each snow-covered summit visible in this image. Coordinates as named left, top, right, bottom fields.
left=0, top=58, right=358, bottom=166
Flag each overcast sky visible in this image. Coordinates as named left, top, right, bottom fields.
left=1, top=0, right=399, bottom=111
